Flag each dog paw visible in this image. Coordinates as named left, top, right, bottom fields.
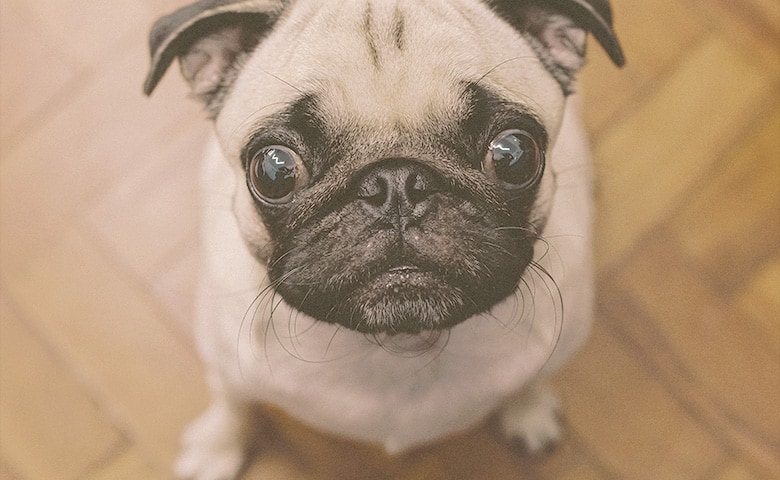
left=175, top=402, right=249, bottom=480
left=498, top=385, right=563, bottom=454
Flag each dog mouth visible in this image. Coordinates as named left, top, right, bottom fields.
left=377, top=266, right=436, bottom=297
left=271, top=246, right=526, bottom=335
left=264, top=196, right=539, bottom=333
left=372, top=264, right=444, bottom=300
left=330, top=262, right=472, bottom=334
left=387, top=264, right=420, bottom=274
left=380, top=264, right=431, bottom=288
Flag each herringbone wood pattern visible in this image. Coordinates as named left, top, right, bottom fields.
left=1, top=1, right=778, bottom=479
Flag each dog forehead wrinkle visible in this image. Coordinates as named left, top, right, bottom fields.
left=362, top=1, right=408, bottom=63
left=304, top=2, right=484, bottom=128
left=249, top=86, right=463, bottom=156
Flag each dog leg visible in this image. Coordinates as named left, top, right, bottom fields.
left=498, top=382, right=564, bottom=454
left=175, top=393, right=252, bottom=480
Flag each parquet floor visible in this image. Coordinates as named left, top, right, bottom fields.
left=1, top=1, right=778, bottom=479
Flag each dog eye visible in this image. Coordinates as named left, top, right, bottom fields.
left=483, top=129, right=544, bottom=189
left=247, top=146, right=307, bottom=204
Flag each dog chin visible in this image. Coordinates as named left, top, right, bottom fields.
left=281, top=266, right=521, bottom=335
left=339, top=274, right=468, bottom=334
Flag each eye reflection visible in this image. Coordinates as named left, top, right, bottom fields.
left=486, top=129, right=543, bottom=189
left=249, top=146, right=302, bottom=204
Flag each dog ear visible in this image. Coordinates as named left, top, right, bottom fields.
left=143, top=0, right=284, bottom=103
left=486, top=0, right=624, bottom=93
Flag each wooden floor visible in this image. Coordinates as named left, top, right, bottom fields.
left=1, top=1, right=778, bottom=479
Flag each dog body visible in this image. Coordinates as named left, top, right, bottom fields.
left=195, top=93, right=591, bottom=452
left=144, top=1, right=623, bottom=478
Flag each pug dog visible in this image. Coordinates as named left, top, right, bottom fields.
left=144, top=1, right=623, bottom=478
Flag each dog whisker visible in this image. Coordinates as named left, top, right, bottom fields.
left=238, top=265, right=305, bottom=373
left=526, top=261, right=564, bottom=368
left=238, top=279, right=281, bottom=379
left=322, top=324, right=344, bottom=360
left=495, top=225, right=540, bottom=236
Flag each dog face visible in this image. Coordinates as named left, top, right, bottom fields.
left=145, top=0, right=623, bottom=335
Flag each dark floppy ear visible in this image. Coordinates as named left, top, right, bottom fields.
left=143, top=0, right=284, bottom=103
left=486, top=0, right=625, bottom=93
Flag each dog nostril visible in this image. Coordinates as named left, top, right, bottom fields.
left=406, top=172, right=432, bottom=203
left=355, top=160, right=441, bottom=218
left=357, top=175, right=389, bottom=206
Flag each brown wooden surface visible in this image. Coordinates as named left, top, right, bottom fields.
left=1, top=1, right=778, bottom=479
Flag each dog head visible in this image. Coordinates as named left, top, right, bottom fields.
left=145, top=0, right=623, bottom=335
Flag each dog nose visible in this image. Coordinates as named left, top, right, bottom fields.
left=356, top=160, right=441, bottom=227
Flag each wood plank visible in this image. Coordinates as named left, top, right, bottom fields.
left=149, top=245, right=200, bottom=345
left=0, top=462, right=22, bottom=480
left=83, top=121, right=207, bottom=279
left=592, top=33, right=776, bottom=269
left=83, top=448, right=165, bottom=480
left=241, top=448, right=318, bottom=480
left=523, top=430, right=619, bottom=480
left=140, top=0, right=200, bottom=15
left=2, top=226, right=209, bottom=471
left=728, top=0, right=780, bottom=35
left=609, top=231, right=780, bottom=475
left=696, top=0, right=780, bottom=79
left=669, top=108, right=780, bottom=293
left=268, top=410, right=397, bottom=480
left=0, top=2, right=82, bottom=156
left=392, top=456, right=450, bottom=480
left=708, top=460, right=764, bottom=480
left=390, top=455, right=452, bottom=480
left=581, top=0, right=708, bottom=135
left=434, top=429, right=531, bottom=480
left=736, top=254, right=780, bottom=350
left=0, top=0, right=171, bottom=155
left=0, top=295, right=122, bottom=480
left=554, top=318, right=725, bottom=480
left=0, top=27, right=202, bottom=279
left=10, top=2, right=151, bottom=69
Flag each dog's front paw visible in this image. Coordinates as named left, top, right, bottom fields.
left=175, top=402, right=250, bottom=480
left=498, top=384, right=563, bottom=454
